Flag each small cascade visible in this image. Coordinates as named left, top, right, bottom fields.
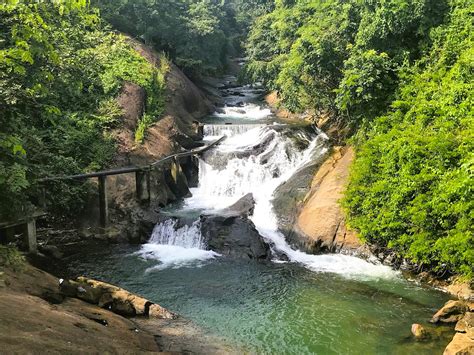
left=213, top=103, right=272, bottom=120
left=203, top=124, right=267, bottom=137
left=137, top=219, right=219, bottom=271
left=150, top=219, right=204, bottom=249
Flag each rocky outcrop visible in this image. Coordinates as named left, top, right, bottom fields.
left=296, top=146, right=363, bottom=253
left=274, top=146, right=366, bottom=256
left=0, top=263, right=160, bottom=353
left=60, top=277, right=176, bottom=319
left=430, top=300, right=474, bottom=354
left=200, top=194, right=270, bottom=260
left=1, top=262, right=233, bottom=353
left=431, top=300, right=470, bottom=324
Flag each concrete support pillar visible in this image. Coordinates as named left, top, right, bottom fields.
left=98, top=176, right=108, bottom=228
left=136, top=170, right=151, bottom=203
left=23, top=219, right=37, bottom=254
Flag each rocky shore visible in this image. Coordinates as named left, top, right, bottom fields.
left=0, top=258, right=233, bottom=354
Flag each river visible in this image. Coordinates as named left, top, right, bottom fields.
left=67, top=75, right=453, bottom=354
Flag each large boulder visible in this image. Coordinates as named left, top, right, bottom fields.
left=200, top=194, right=269, bottom=260
left=200, top=215, right=269, bottom=260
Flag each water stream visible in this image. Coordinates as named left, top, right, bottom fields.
left=67, top=76, right=453, bottom=354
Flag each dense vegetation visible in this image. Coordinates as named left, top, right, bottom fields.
left=1, top=0, right=471, bottom=279
left=0, top=0, right=270, bottom=220
left=245, top=0, right=473, bottom=278
left=0, top=1, right=167, bottom=219
left=94, top=0, right=273, bottom=76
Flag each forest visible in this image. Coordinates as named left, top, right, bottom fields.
left=245, top=0, right=473, bottom=278
left=1, top=0, right=473, bottom=280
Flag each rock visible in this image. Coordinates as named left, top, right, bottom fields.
left=41, top=291, right=65, bottom=305
left=75, top=283, right=104, bottom=305
left=432, top=300, right=468, bottom=324
left=218, top=193, right=255, bottom=218
left=444, top=332, right=474, bottom=355
left=444, top=283, right=474, bottom=302
left=60, top=277, right=175, bottom=319
left=164, top=159, right=192, bottom=199
left=59, top=279, right=81, bottom=298
left=39, top=245, right=63, bottom=259
left=149, top=304, right=177, bottom=320
left=200, top=214, right=270, bottom=260
left=78, top=278, right=149, bottom=316
left=294, top=147, right=364, bottom=254
left=411, top=323, right=430, bottom=340
left=455, top=312, right=474, bottom=337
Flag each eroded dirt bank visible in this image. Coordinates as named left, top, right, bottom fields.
left=41, top=38, right=214, bottom=248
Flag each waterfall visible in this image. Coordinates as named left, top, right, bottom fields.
left=149, top=220, right=204, bottom=249
left=139, top=75, right=396, bottom=280
left=203, top=124, right=267, bottom=137
left=187, top=126, right=396, bottom=279
left=213, top=103, right=272, bottom=120
left=137, top=220, right=219, bottom=272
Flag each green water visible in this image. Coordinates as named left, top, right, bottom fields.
left=66, top=245, right=453, bottom=354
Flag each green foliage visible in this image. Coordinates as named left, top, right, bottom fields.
left=343, top=0, right=474, bottom=278
left=0, top=1, right=167, bottom=220
left=93, top=0, right=230, bottom=76
left=0, top=245, right=26, bottom=271
left=245, top=0, right=446, bottom=121
left=247, top=0, right=472, bottom=277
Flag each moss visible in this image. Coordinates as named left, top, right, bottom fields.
left=0, top=246, right=26, bottom=271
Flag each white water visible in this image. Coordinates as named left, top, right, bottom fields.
left=186, top=126, right=396, bottom=280
left=140, top=79, right=398, bottom=280
left=203, top=124, right=266, bottom=138
left=137, top=220, right=219, bottom=271
left=213, top=103, right=272, bottom=120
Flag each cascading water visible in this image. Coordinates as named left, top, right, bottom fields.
left=203, top=123, right=267, bottom=138
left=70, top=73, right=452, bottom=355
left=140, top=76, right=396, bottom=280
left=138, top=219, right=219, bottom=271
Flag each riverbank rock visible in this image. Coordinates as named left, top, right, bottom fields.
left=0, top=263, right=161, bottom=353
left=444, top=332, right=474, bottom=355
left=431, top=300, right=469, bottom=324
left=274, top=146, right=368, bottom=256
left=60, top=277, right=176, bottom=319
left=430, top=300, right=474, bottom=354
left=296, top=146, right=363, bottom=253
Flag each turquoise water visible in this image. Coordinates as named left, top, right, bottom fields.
left=67, top=245, right=453, bottom=354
